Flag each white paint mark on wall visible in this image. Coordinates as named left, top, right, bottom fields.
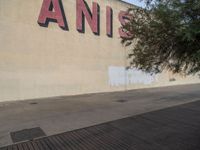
left=108, top=66, right=157, bottom=86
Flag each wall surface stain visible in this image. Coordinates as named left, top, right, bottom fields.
left=108, top=66, right=157, bottom=86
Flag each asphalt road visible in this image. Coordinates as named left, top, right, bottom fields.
left=0, top=84, right=200, bottom=147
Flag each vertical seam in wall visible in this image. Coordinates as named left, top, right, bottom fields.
left=124, top=46, right=127, bottom=91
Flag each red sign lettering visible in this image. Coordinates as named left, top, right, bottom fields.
left=38, top=0, right=133, bottom=38
left=118, top=11, right=133, bottom=39
left=76, top=0, right=99, bottom=35
left=106, top=6, right=113, bottom=37
left=38, top=0, right=67, bottom=30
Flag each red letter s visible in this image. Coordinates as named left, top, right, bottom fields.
left=118, top=11, right=133, bottom=39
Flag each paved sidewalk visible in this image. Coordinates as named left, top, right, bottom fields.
left=0, top=84, right=200, bottom=147
left=1, top=100, right=200, bottom=150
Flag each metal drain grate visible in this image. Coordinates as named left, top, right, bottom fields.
left=10, top=127, right=46, bottom=143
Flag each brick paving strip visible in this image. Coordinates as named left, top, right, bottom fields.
left=1, top=100, right=200, bottom=150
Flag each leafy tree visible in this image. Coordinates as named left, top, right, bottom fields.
left=122, top=0, right=200, bottom=75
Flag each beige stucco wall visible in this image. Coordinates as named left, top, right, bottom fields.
left=0, top=0, right=199, bottom=102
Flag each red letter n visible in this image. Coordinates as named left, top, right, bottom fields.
left=38, top=0, right=68, bottom=30
left=76, top=0, right=100, bottom=35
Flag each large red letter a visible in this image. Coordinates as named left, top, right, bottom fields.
left=38, top=0, right=67, bottom=29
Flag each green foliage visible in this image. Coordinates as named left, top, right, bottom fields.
left=122, top=0, right=200, bottom=74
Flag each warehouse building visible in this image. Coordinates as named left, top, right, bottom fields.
left=0, top=0, right=199, bottom=102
